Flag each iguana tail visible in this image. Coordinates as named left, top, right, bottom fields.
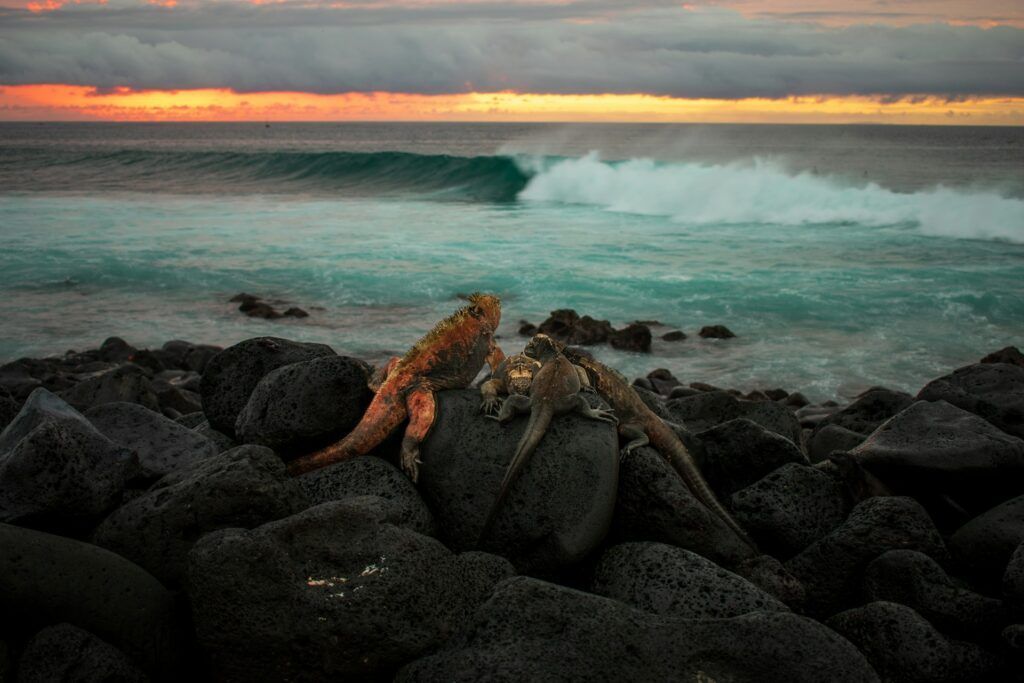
left=648, top=420, right=758, bottom=555
left=478, top=406, right=554, bottom=545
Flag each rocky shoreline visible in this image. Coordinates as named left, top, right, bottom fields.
left=0, top=335, right=1023, bottom=681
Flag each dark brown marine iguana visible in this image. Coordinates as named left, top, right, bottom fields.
left=523, top=333, right=758, bottom=554
left=288, top=293, right=506, bottom=480
left=479, top=353, right=542, bottom=415
left=478, top=340, right=617, bottom=544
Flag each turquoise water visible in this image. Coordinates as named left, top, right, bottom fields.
left=2, top=123, right=1023, bottom=401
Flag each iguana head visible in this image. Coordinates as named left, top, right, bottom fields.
left=468, top=292, right=502, bottom=331
left=524, top=333, right=564, bottom=362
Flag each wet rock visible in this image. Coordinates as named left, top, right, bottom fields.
left=85, top=402, right=217, bottom=479
left=698, top=325, right=735, bottom=339
left=93, top=445, right=307, bottom=587
left=863, top=550, right=1009, bottom=640
left=610, top=323, right=652, bottom=352
left=0, top=360, right=43, bottom=400
left=398, top=576, right=877, bottom=682
left=786, top=496, right=948, bottom=617
left=730, top=462, right=849, bottom=559
left=849, top=400, right=1024, bottom=514
left=418, top=389, right=618, bottom=572
left=808, top=423, right=866, bottom=463
left=764, top=388, right=789, bottom=401
left=645, top=368, right=680, bottom=396
left=950, top=494, right=1024, bottom=586
left=981, top=346, right=1024, bottom=368
left=199, top=337, right=335, bottom=436
left=517, top=321, right=538, bottom=336
left=785, top=391, right=811, bottom=408
left=297, top=456, right=435, bottom=536
left=538, top=309, right=614, bottom=346
left=60, top=364, right=160, bottom=413
left=667, top=385, right=701, bottom=399
left=1005, top=543, right=1024, bottom=604
left=812, top=388, right=914, bottom=437
left=0, top=389, right=135, bottom=529
left=187, top=498, right=513, bottom=682
left=0, top=524, right=180, bottom=673
left=661, top=330, right=687, bottom=342
left=918, top=362, right=1024, bottom=439
left=610, top=445, right=755, bottom=568
left=592, top=542, right=787, bottom=618
left=17, top=623, right=149, bottom=683
left=694, top=418, right=808, bottom=498
left=666, top=391, right=802, bottom=445
left=99, top=337, right=136, bottom=363
left=235, top=355, right=372, bottom=454
left=827, top=601, right=1005, bottom=683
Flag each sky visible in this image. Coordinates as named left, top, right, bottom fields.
left=1, top=0, right=1022, bottom=123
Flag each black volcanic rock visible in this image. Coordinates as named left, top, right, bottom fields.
left=1005, top=542, right=1024, bottom=605
left=235, top=355, right=372, bottom=454
left=60, top=364, right=160, bottom=413
left=981, top=346, right=1024, bottom=368
left=694, top=418, right=808, bottom=498
left=610, top=323, right=652, bottom=352
left=16, top=623, right=149, bottom=683
left=397, top=576, right=877, bottom=682
left=918, top=362, right=1024, bottom=439
left=93, top=445, right=307, bottom=587
left=667, top=390, right=803, bottom=445
left=199, top=337, right=335, bottom=436
left=950, top=494, right=1024, bottom=586
left=187, top=498, right=513, bottom=682
left=418, top=389, right=618, bottom=572
left=812, top=388, right=914, bottom=437
left=808, top=424, right=867, bottom=462
left=698, top=325, right=735, bottom=339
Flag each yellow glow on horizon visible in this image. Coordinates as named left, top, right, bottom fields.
left=1, top=85, right=1021, bottom=125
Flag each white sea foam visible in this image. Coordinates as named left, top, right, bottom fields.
left=517, top=153, right=1024, bottom=244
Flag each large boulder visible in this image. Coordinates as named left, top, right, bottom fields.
left=610, top=445, right=755, bottom=567
left=60, top=364, right=160, bottom=413
left=812, top=388, right=914, bottom=437
left=693, top=418, right=808, bottom=498
left=918, top=362, right=1024, bottom=439
left=199, top=337, right=335, bottom=436
left=666, top=391, right=802, bottom=445
left=16, top=623, right=149, bottom=683
left=827, top=601, right=1005, bottom=683
left=0, top=524, right=180, bottom=674
left=591, top=542, right=787, bottom=618
left=93, top=445, right=307, bottom=587
left=297, top=456, right=435, bottom=536
left=397, top=576, right=878, bottom=682
left=730, top=462, right=850, bottom=559
left=86, top=402, right=217, bottom=479
left=786, top=496, right=947, bottom=617
left=0, top=389, right=135, bottom=530
left=864, top=550, right=1009, bottom=641
left=1005, top=543, right=1024, bottom=605
left=417, top=389, right=618, bottom=572
left=849, top=400, right=1024, bottom=514
left=187, top=498, right=514, bottom=682
left=235, top=355, right=372, bottom=454
left=950, top=494, right=1024, bottom=586
left=808, top=424, right=866, bottom=463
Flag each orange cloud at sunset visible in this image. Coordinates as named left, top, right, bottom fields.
left=1, top=85, right=1021, bottom=125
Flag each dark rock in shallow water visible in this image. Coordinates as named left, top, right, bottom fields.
left=397, top=576, right=877, bottom=682
left=592, top=542, right=788, bottom=618
left=661, top=330, right=687, bottom=342
left=199, top=337, right=335, bottom=436
left=786, top=496, right=947, bottom=617
left=698, top=324, right=735, bottom=339
left=418, top=389, right=618, bottom=572
left=235, top=355, right=372, bottom=454
left=849, top=400, right=1024, bottom=514
left=694, top=418, right=808, bottom=498
left=827, top=601, right=1005, bottom=683
left=86, top=402, right=217, bottom=479
left=808, top=423, right=866, bottom=463
left=666, top=390, right=803, bottom=445
left=0, top=524, right=180, bottom=674
left=646, top=368, right=681, bottom=395
left=813, top=387, right=915, bottom=437
left=982, top=346, right=1024, bottom=368
left=283, top=306, right=308, bottom=318
left=609, top=323, right=652, bottom=352
left=60, top=364, right=160, bottom=413
left=17, top=623, right=149, bottom=683
left=187, top=498, right=513, bottom=682
left=538, top=309, right=614, bottom=345
left=93, top=445, right=307, bottom=588
left=0, top=389, right=135, bottom=529
left=297, top=456, right=435, bottom=536
left=918, top=362, right=1024, bottom=439
left=517, top=321, right=537, bottom=337
left=1005, top=543, right=1024, bottom=604
left=99, top=337, right=136, bottom=363
left=610, top=445, right=755, bottom=568
left=863, top=550, right=1009, bottom=641
left=950, top=494, right=1024, bottom=587
left=730, top=462, right=849, bottom=559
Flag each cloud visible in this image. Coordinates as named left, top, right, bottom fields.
left=0, top=3, right=1021, bottom=98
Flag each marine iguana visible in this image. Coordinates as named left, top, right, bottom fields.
left=288, top=293, right=506, bottom=480
left=478, top=340, right=617, bottom=544
left=523, top=334, right=758, bottom=554
left=479, top=353, right=542, bottom=415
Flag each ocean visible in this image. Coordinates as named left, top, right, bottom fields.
left=1, top=122, right=1022, bottom=402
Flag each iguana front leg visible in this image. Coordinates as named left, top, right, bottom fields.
left=479, top=377, right=506, bottom=415
left=486, top=394, right=531, bottom=424
left=618, top=422, right=649, bottom=461
left=571, top=394, right=617, bottom=424
left=401, top=388, right=437, bottom=483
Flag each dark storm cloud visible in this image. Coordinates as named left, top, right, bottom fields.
left=0, top=3, right=1021, bottom=98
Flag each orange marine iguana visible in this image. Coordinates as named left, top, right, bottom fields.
left=478, top=339, right=617, bottom=544
left=287, top=293, right=505, bottom=480
left=523, top=333, right=758, bottom=554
